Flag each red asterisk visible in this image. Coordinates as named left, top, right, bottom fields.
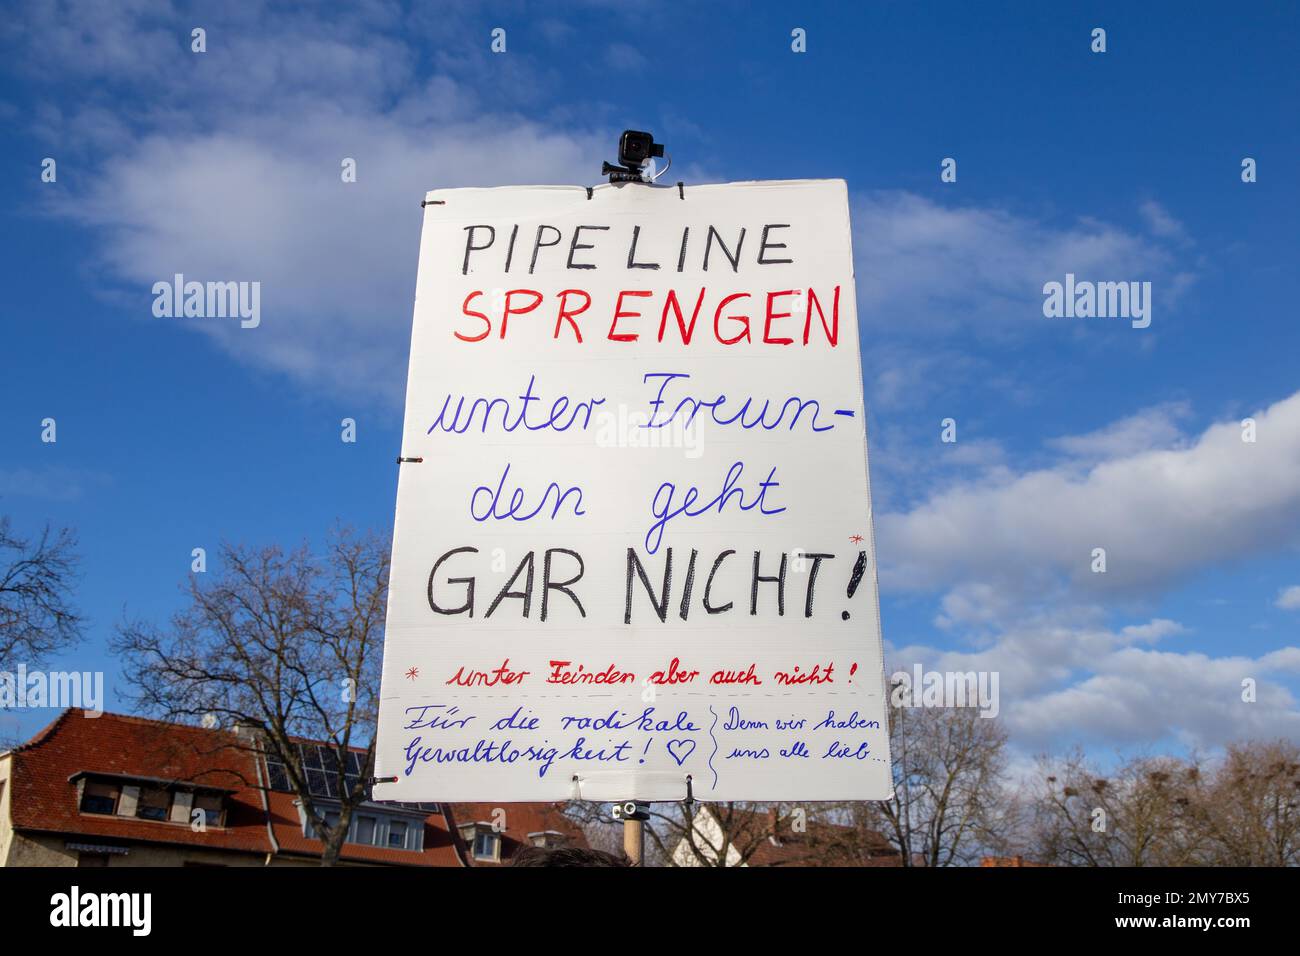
left=849, top=534, right=864, bottom=544
left=404, top=666, right=419, bottom=680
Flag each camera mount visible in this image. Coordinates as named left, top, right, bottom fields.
left=603, top=129, right=667, bottom=184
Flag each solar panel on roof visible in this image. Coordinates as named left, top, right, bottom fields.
left=305, top=768, right=330, bottom=797
left=300, top=743, right=323, bottom=770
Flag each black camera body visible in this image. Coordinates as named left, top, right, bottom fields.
left=618, top=129, right=664, bottom=168
left=603, top=129, right=666, bottom=183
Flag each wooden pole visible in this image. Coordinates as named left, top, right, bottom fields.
left=624, top=813, right=645, bottom=866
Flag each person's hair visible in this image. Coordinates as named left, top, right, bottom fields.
left=509, top=845, right=633, bottom=867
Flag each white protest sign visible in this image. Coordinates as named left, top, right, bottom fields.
left=374, top=179, right=892, bottom=802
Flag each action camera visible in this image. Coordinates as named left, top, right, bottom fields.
left=618, top=129, right=664, bottom=168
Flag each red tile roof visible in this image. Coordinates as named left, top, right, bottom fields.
left=8, top=709, right=270, bottom=856
left=444, top=801, right=588, bottom=865
left=2, top=709, right=570, bottom=867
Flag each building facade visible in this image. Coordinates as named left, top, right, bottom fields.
left=0, top=709, right=585, bottom=867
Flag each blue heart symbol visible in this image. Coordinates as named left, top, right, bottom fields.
left=666, top=739, right=696, bottom=766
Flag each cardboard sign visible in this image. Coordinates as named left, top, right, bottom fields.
left=373, top=179, right=892, bottom=802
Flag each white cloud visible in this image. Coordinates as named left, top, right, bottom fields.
left=853, top=191, right=1195, bottom=335
left=1008, top=646, right=1300, bottom=750
left=1118, top=619, right=1185, bottom=644
left=605, top=41, right=648, bottom=71
left=1138, top=199, right=1188, bottom=242
left=880, top=390, right=1300, bottom=597
left=1047, top=401, right=1192, bottom=463
left=1276, top=585, right=1300, bottom=610
left=893, top=612, right=1300, bottom=751
left=13, top=2, right=607, bottom=405
left=882, top=394, right=1300, bottom=753
left=69, top=114, right=601, bottom=404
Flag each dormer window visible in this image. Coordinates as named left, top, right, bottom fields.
left=302, top=803, right=423, bottom=851
left=80, top=781, right=119, bottom=815
left=387, top=820, right=409, bottom=848
left=459, top=823, right=501, bottom=861
left=193, top=793, right=226, bottom=828
left=72, top=774, right=230, bottom=826
left=529, top=830, right=568, bottom=849
left=136, top=787, right=171, bottom=821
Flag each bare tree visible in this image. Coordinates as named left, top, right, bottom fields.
left=866, top=700, right=1014, bottom=866
left=1164, top=738, right=1300, bottom=868
left=565, top=800, right=782, bottom=867
left=1183, top=740, right=1300, bottom=866
left=1029, top=749, right=1203, bottom=866
left=657, top=801, right=780, bottom=867
left=112, top=527, right=388, bottom=866
left=0, top=516, right=84, bottom=663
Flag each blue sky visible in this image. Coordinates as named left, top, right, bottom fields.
left=2, top=1, right=1298, bottom=769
